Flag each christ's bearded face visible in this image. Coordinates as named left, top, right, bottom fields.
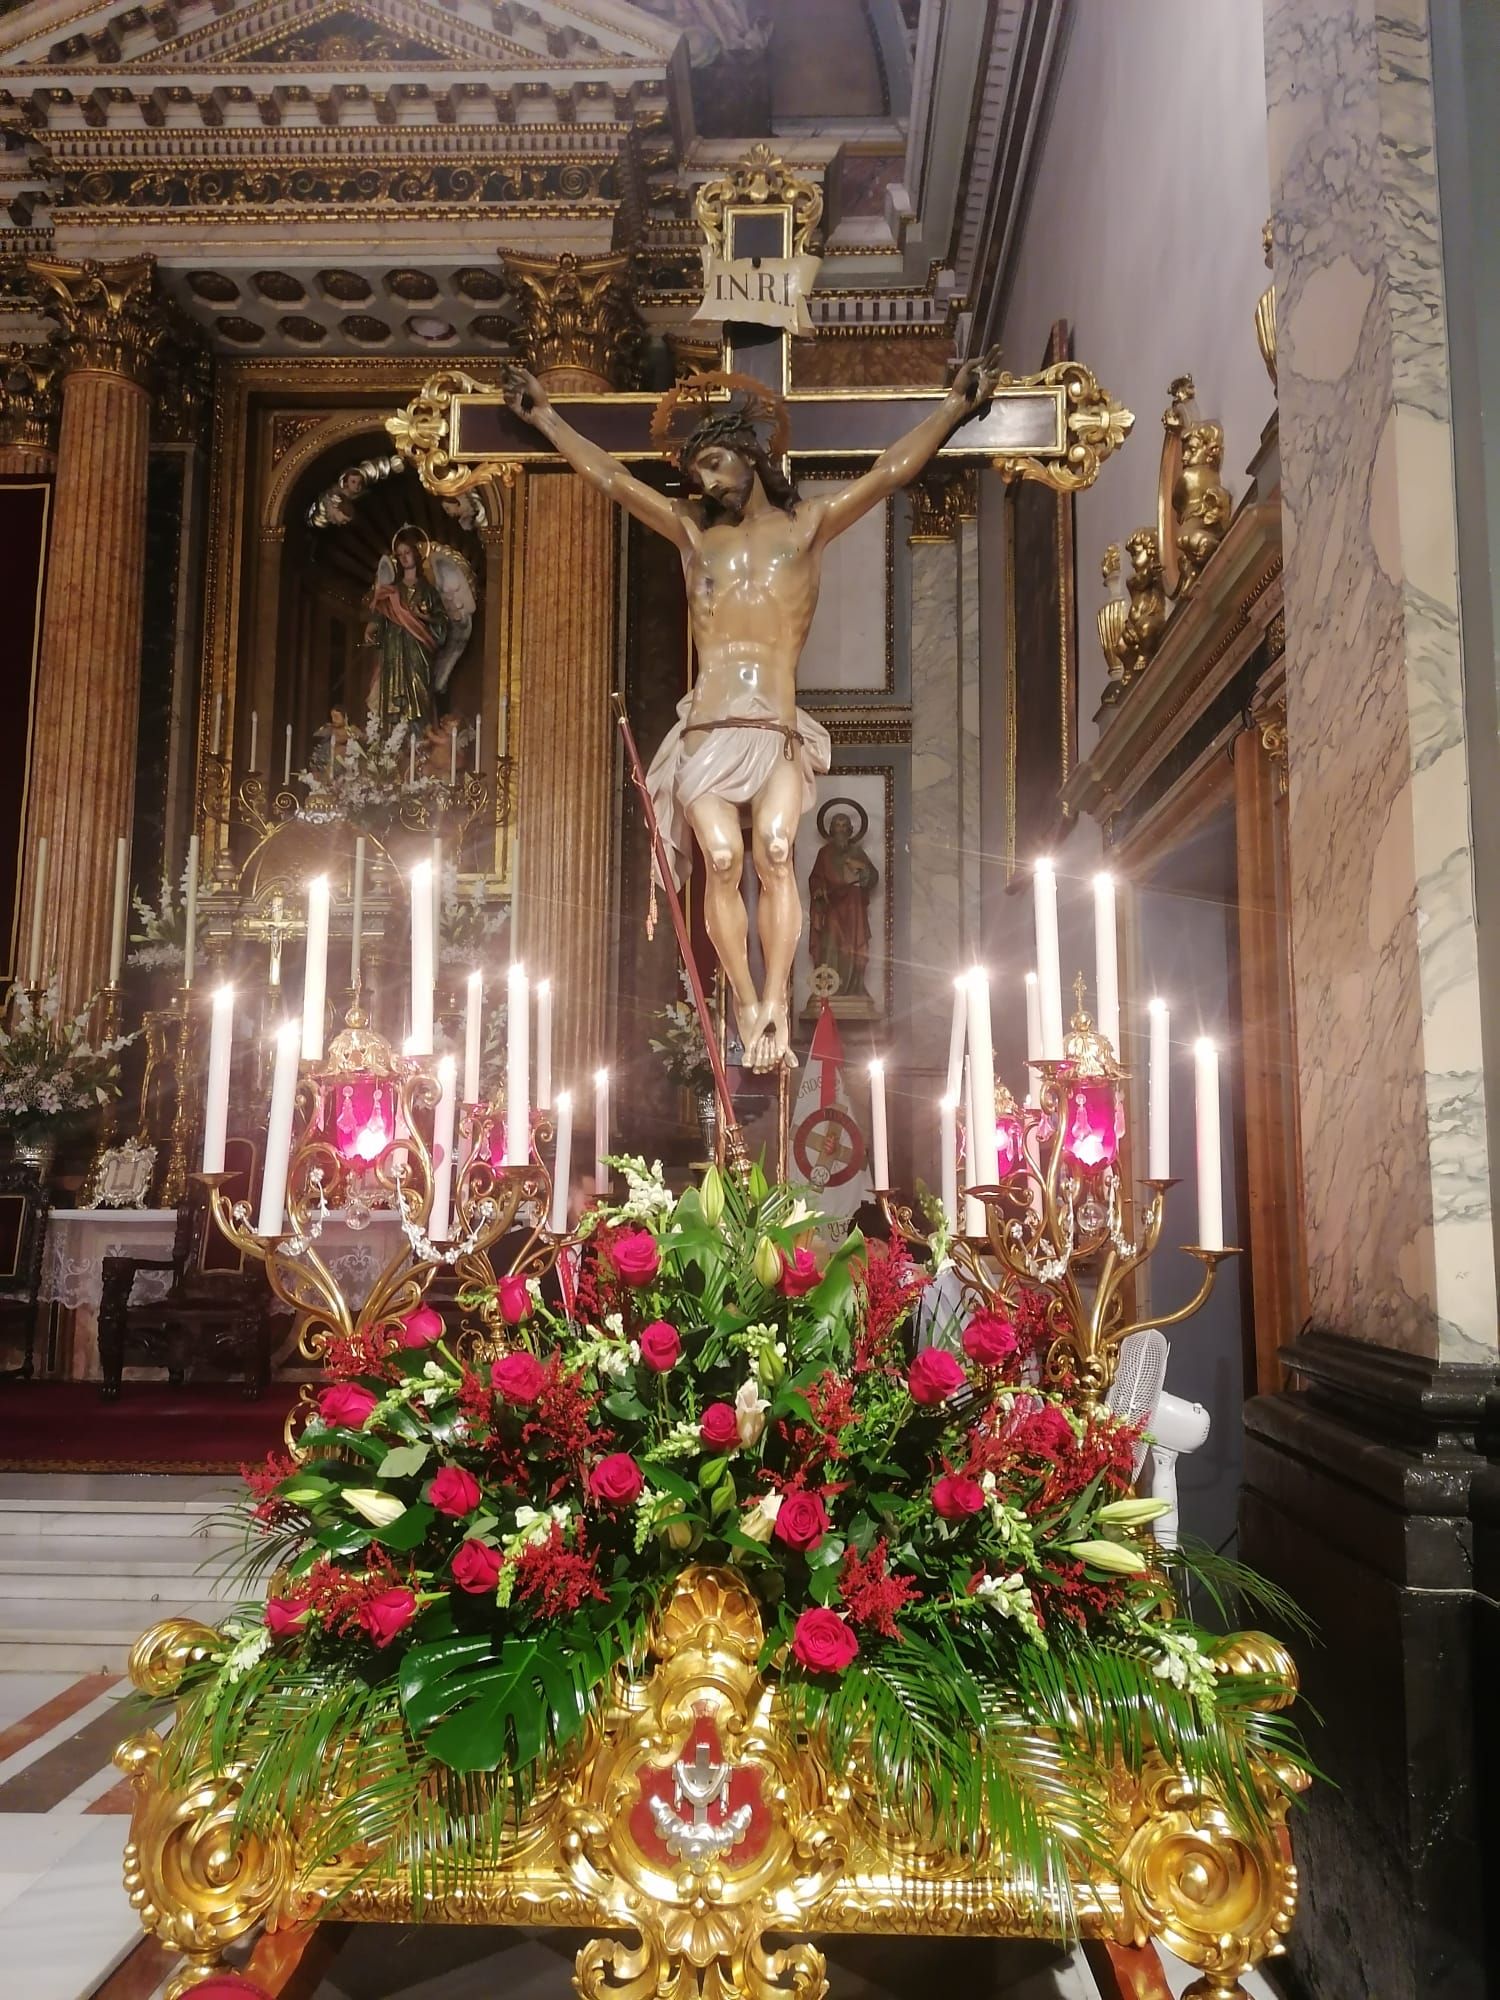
left=687, top=443, right=755, bottom=521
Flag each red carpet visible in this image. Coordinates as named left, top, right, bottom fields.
left=0, top=1381, right=305, bottom=1473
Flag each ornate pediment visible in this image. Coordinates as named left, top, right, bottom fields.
left=140, top=0, right=541, bottom=70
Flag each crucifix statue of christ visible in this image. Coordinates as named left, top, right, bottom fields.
left=501, top=356, right=1002, bottom=1072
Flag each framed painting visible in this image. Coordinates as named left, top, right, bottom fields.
left=792, top=766, right=895, bottom=1023
left=795, top=476, right=899, bottom=703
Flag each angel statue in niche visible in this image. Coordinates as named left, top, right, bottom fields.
left=364, top=525, right=477, bottom=731
left=502, top=354, right=1001, bottom=1071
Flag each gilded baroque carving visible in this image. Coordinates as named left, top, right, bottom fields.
left=695, top=142, right=824, bottom=259
left=1256, top=220, right=1277, bottom=389
left=21, top=254, right=168, bottom=384
left=1097, top=542, right=1130, bottom=706
left=60, top=156, right=621, bottom=218
left=1158, top=376, right=1232, bottom=601
left=0, top=340, right=60, bottom=451
left=502, top=250, right=642, bottom=389
left=1119, top=529, right=1168, bottom=686
left=992, top=359, right=1134, bottom=495
left=906, top=464, right=978, bottom=543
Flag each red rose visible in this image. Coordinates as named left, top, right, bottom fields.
left=428, top=1464, right=482, bottom=1516
left=591, top=1452, right=644, bottom=1507
left=357, top=1586, right=416, bottom=1648
left=907, top=1348, right=965, bottom=1406
left=498, top=1274, right=532, bottom=1325
left=639, top=1320, right=681, bottom=1372
left=699, top=1402, right=740, bottom=1452
left=450, top=1539, right=504, bottom=1594
left=610, top=1229, right=660, bottom=1286
left=778, top=1246, right=822, bottom=1298
left=932, top=1474, right=986, bottom=1520
left=773, top=1489, right=829, bottom=1553
left=791, top=1605, right=859, bottom=1673
left=963, top=1312, right=1019, bottom=1367
left=492, top=1351, right=546, bottom=1406
left=318, top=1382, right=379, bottom=1430
left=1021, top=1404, right=1075, bottom=1454
left=397, top=1304, right=445, bottom=1348
left=264, top=1595, right=310, bottom=1637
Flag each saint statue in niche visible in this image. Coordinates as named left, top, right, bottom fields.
left=364, top=526, right=477, bottom=731
left=807, top=798, right=878, bottom=1003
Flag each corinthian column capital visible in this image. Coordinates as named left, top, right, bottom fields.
left=501, top=249, right=642, bottom=392
left=0, top=340, right=61, bottom=453
left=23, top=254, right=167, bottom=385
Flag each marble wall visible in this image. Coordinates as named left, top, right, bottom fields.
left=1266, top=0, right=1499, bottom=1360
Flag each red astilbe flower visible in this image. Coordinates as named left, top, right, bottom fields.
left=1033, top=1410, right=1138, bottom=1514
left=297, top=1546, right=408, bottom=1638
left=513, top=1522, right=608, bottom=1619
left=784, top=1370, right=859, bottom=1479
left=322, top=1321, right=401, bottom=1382
left=521, top=1354, right=610, bottom=1487
left=242, top=1448, right=303, bottom=1528
left=573, top=1225, right=628, bottom=1326
left=838, top=1538, right=922, bottom=1638
left=853, top=1240, right=925, bottom=1371
left=1030, top=1556, right=1118, bottom=1634
left=456, top=1366, right=498, bottom=1446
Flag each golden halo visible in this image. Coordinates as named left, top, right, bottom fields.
left=650, top=369, right=791, bottom=468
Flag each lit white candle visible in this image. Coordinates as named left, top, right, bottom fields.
left=283, top=724, right=292, bottom=787
left=463, top=969, right=482, bottom=1104
left=1148, top=998, right=1171, bottom=1180
left=429, top=1054, right=458, bottom=1241
left=108, top=836, right=129, bottom=987
left=964, top=967, right=1000, bottom=1186
left=249, top=709, right=259, bottom=772
left=201, top=984, right=234, bottom=1174
left=211, top=690, right=222, bottom=758
left=868, top=1058, right=890, bottom=1189
left=26, top=835, right=47, bottom=987
left=1024, top=970, right=1043, bottom=1106
left=448, top=724, right=457, bottom=788
left=945, top=973, right=967, bottom=1101
left=1093, top=871, right=1120, bottom=1055
left=506, top=962, right=530, bottom=1165
left=473, top=712, right=482, bottom=773
left=258, top=1017, right=302, bottom=1237
left=594, top=1066, right=610, bottom=1193
left=549, top=1088, right=574, bottom=1233
left=301, top=874, right=329, bottom=1061
left=939, top=1095, right=958, bottom=1232
left=535, top=979, right=553, bottom=1109
left=1033, top=858, right=1064, bottom=1057
left=962, top=1054, right=984, bottom=1237
left=349, top=836, right=366, bottom=987
left=409, top=861, right=434, bottom=1054
left=1194, top=1037, right=1223, bottom=1251
left=183, top=835, right=199, bottom=987
left=431, top=835, right=443, bottom=971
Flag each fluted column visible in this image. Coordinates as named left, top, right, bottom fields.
left=19, top=259, right=163, bottom=1012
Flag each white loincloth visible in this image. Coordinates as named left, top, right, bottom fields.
left=646, top=689, right=832, bottom=888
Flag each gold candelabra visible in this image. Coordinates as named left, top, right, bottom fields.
left=159, top=985, right=196, bottom=1210
left=77, top=981, right=125, bottom=1204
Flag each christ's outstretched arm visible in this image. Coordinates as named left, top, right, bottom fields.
left=502, top=366, right=690, bottom=548
left=810, top=348, right=1004, bottom=547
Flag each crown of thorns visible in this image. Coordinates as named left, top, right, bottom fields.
left=650, top=369, right=791, bottom=470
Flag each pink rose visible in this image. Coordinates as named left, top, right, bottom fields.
left=318, top=1382, right=379, bottom=1430
left=428, top=1465, right=482, bottom=1517
left=639, top=1320, right=681, bottom=1372
left=907, top=1348, right=965, bottom=1407
left=357, top=1586, right=417, bottom=1648
left=398, top=1305, right=445, bottom=1349
left=962, top=1312, right=1019, bottom=1368
left=773, top=1489, right=829, bottom=1553
left=498, top=1274, right=532, bottom=1326
left=264, top=1595, right=310, bottom=1638
left=699, top=1402, right=740, bottom=1452
left=778, top=1246, right=821, bottom=1298
left=609, top=1229, right=660, bottom=1286
left=932, top=1474, right=986, bottom=1520
left=791, top=1606, right=859, bottom=1673
left=492, top=1351, right=547, bottom=1406
left=450, top=1540, right=504, bottom=1594
left=591, top=1452, right=644, bottom=1507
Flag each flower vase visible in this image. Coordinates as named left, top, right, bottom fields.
left=9, top=1131, right=57, bottom=1181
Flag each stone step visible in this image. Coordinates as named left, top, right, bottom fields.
left=0, top=1595, right=226, bottom=1676
left=0, top=1473, right=241, bottom=1541
left=0, top=1535, right=243, bottom=1601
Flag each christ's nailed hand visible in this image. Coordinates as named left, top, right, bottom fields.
left=502, top=365, right=550, bottom=423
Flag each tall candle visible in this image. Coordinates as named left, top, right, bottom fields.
left=429, top=1054, right=457, bottom=1241
left=258, top=1017, right=302, bottom=1236
left=409, top=861, right=434, bottom=1054
left=867, top=1059, right=890, bottom=1188
left=498, top=694, right=510, bottom=763
left=1033, top=858, right=1064, bottom=1057
left=964, top=967, right=1000, bottom=1186
left=939, top=1095, right=958, bottom=1232
left=408, top=734, right=416, bottom=785
left=349, top=836, right=366, bottom=986
left=301, top=874, right=329, bottom=1060
left=535, top=979, right=553, bottom=1109
left=1148, top=998, right=1171, bottom=1180
left=473, top=712, right=482, bottom=773
left=594, top=1066, right=610, bottom=1193
left=463, top=969, right=482, bottom=1104
left=549, top=1088, right=574, bottom=1233
left=1194, top=1038, right=1223, bottom=1251
left=506, top=962, right=530, bottom=1165
left=1093, top=871, right=1120, bottom=1054
left=283, top=724, right=292, bottom=787
left=431, top=835, right=443, bottom=971
left=201, top=984, right=234, bottom=1174
left=1024, top=970, right=1043, bottom=1106
left=183, top=835, right=199, bottom=987
left=945, top=974, right=967, bottom=1101
left=26, top=836, right=47, bottom=987
left=962, top=1054, right=984, bottom=1237
left=108, top=836, right=129, bottom=986
left=448, top=725, right=458, bottom=788
left=249, top=709, right=259, bottom=772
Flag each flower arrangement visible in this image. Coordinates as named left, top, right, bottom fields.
left=166, top=1162, right=1304, bottom=1912
left=296, top=707, right=437, bottom=828
left=438, top=860, right=508, bottom=971
left=128, top=867, right=201, bottom=973
left=649, top=969, right=714, bottom=1091
left=0, top=982, right=133, bottom=1141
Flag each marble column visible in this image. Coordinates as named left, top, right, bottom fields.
left=18, top=259, right=162, bottom=1013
